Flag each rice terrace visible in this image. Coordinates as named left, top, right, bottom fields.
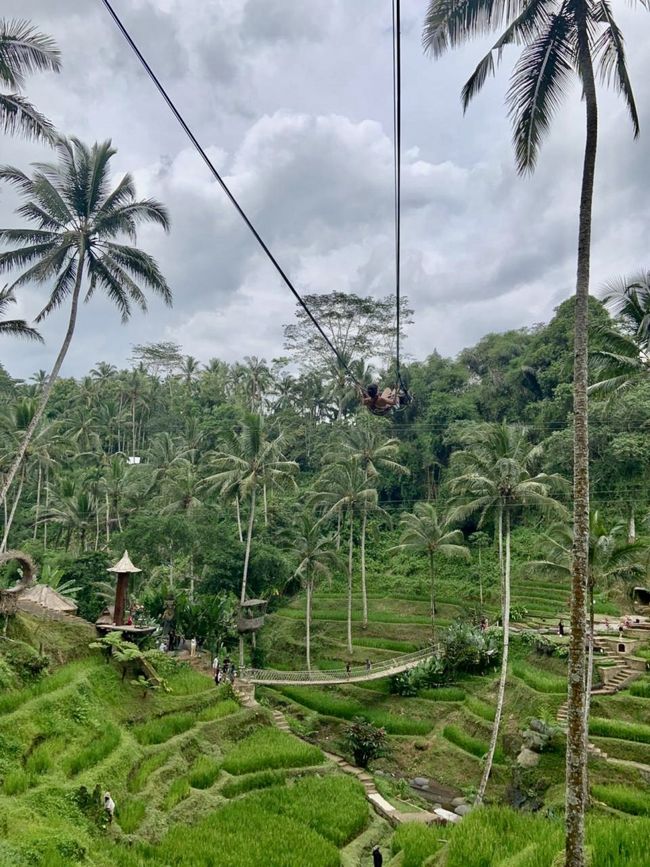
left=1, top=1, right=649, bottom=866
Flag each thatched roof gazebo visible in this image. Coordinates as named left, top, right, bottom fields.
left=107, top=551, right=141, bottom=626
left=19, top=584, right=77, bottom=614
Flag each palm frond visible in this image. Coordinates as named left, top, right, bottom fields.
left=0, top=92, right=57, bottom=143
left=0, top=18, right=61, bottom=88
left=593, top=1, right=640, bottom=137
left=423, top=0, right=516, bottom=57
left=506, top=7, right=575, bottom=174
left=34, top=255, right=77, bottom=321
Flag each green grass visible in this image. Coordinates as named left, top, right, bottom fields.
left=0, top=661, right=89, bottom=715
left=117, top=798, right=146, bottom=833
left=2, top=768, right=29, bottom=795
left=132, top=712, right=195, bottom=745
left=511, top=660, right=566, bottom=693
left=589, top=716, right=650, bottom=744
left=64, top=723, right=121, bottom=776
left=24, top=737, right=63, bottom=776
left=188, top=755, right=221, bottom=789
left=163, top=667, right=214, bottom=695
left=352, top=637, right=421, bottom=652
left=277, top=686, right=433, bottom=734
left=443, top=805, right=650, bottom=866
left=127, top=748, right=171, bottom=794
left=196, top=698, right=240, bottom=722
left=465, top=696, right=496, bottom=722
left=221, top=769, right=289, bottom=798
left=162, top=776, right=191, bottom=811
left=591, top=783, right=650, bottom=816
left=392, top=822, right=450, bottom=867
left=443, top=725, right=503, bottom=764
left=629, top=680, right=650, bottom=698
left=419, top=687, right=466, bottom=702
left=222, top=728, right=323, bottom=775
left=276, top=608, right=434, bottom=625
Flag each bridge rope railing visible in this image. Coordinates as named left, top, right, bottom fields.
left=240, top=646, right=434, bottom=685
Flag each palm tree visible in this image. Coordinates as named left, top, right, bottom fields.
left=310, top=460, right=378, bottom=655
left=392, top=503, right=469, bottom=640
left=0, top=18, right=60, bottom=142
left=423, top=1, right=643, bottom=859
left=590, top=272, right=650, bottom=396
left=0, top=137, right=171, bottom=508
left=527, top=512, right=644, bottom=725
left=449, top=422, right=565, bottom=805
left=206, top=413, right=298, bottom=665
left=338, top=419, right=408, bottom=627
left=287, top=513, right=339, bottom=671
left=0, top=285, right=42, bottom=341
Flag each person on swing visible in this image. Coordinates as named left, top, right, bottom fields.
left=361, top=383, right=398, bottom=412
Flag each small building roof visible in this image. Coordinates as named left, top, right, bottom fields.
left=20, top=584, right=77, bottom=613
left=107, top=550, right=141, bottom=574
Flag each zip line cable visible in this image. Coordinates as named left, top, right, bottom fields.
left=392, top=0, right=404, bottom=391
left=99, top=0, right=363, bottom=389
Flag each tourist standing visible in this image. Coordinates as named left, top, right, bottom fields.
left=372, top=845, right=383, bottom=866
left=104, top=792, right=115, bottom=823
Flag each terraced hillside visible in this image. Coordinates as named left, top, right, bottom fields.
left=0, top=614, right=385, bottom=867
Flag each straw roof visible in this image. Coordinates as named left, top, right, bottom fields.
left=107, top=550, right=141, bottom=574
left=20, top=584, right=77, bottom=613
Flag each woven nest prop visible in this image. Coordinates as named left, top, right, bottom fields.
left=0, top=549, right=37, bottom=617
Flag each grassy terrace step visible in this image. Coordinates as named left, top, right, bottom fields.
left=0, top=658, right=101, bottom=716
left=442, top=724, right=504, bottom=763
left=222, top=728, right=323, bottom=775
left=591, top=783, right=650, bottom=817
left=272, top=610, right=441, bottom=626
left=510, top=661, right=566, bottom=693
left=271, top=685, right=433, bottom=735
left=589, top=717, right=650, bottom=745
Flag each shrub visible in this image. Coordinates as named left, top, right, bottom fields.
left=221, top=769, right=289, bottom=798
left=188, top=755, right=221, bottom=789
left=589, top=717, right=650, bottom=744
left=443, top=725, right=504, bottom=763
left=591, top=784, right=650, bottom=817
left=117, top=799, right=146, bottom=833
left=162, top=777, right=190, bottom=811
left=65, top=723, right=120, bottom=776
left=4, top=641, right=49, bottom=681
left=132, top=712, right=195, bottom=745
left=344, top=717, right=387, bottom=767
left=127, top=749, right=171, bottom=794
left=2, top=768, right=29, bottom=795
left=392, top=822, right=449, bottom=867
left=222, top=728, right=323, bottom=775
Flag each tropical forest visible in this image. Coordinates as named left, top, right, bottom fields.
left=1, top=4, right=649, bottom=867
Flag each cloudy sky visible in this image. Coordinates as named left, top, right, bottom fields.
left=2, top=0, right=649, bottom=380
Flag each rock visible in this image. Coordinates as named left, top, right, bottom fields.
left=433, top=807, right=461, bottom=824
left=454, top=804, right=473, bottom=817
left=517, top=747, right=540, bottom=768
left=529, top=718, right=546, bottom=734
left=451, top=797, right=467, bottom=807
left=522, top=730, right=547, bottom=752
left=411, top=777, right=429, bottom=789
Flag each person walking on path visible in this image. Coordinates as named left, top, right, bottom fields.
left=345, top=661, right=351, bottom=678
left=372, top=845, right=383, bottom=867
left=365, top=658, right=372, bottom=673
left=104, top=792, right=115, bottom=823
left=558, top=620, right=565, bottom=637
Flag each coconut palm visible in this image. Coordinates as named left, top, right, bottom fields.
left=392, top=504, right=469, bottom=640
left=449, top=422, right=566, bottom=804
left=287, top=513, right=339, bottom=671
left=0, top=285, right=42, bottom=341
left=338, top=419, right=408, bottom=627
left=0, top=137, right=171, bottom=508
left=423, top=0, right=643, bottom=858
left=590, top=272, right=650, bottom=396
left=206, top=413, right=298, bottom=665
left=527, top=512, right=644, bottom=724
left=310, top=460, right=378, bottom=655
left=0, top=18, right=60, bottom=142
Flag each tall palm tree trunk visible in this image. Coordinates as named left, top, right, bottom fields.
left=43, top=466, right=49, bottom=549
left=263, top=483, right=268, bottom=526
left=235, top=495, right=243, bottom=543
left=239, top=486, right=257, bottom=668
left=627, top=504, right=636, bottom=545
left=429, top=551, right=436, bottom=642
left=566, top=17, right=598, bottom=867
left=33, top=465, right=42, bottom=541
left=583, top=584, right=595, bottom=797
left=360, top=505, right=368, bottom=629
left=347, top=507, right=354, bottom=655
left=476, top=505, right=509, bottom=804
left=1, top=467, right=24, bottom=552
left=306, top=578, right=312, bottom=672
left=0, top=249, right=85, bottom=507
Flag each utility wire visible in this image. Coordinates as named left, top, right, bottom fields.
left=99, top=0, right=363, bottom=389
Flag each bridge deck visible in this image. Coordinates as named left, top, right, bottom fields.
left=240, top=647, right=434, bottom=686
